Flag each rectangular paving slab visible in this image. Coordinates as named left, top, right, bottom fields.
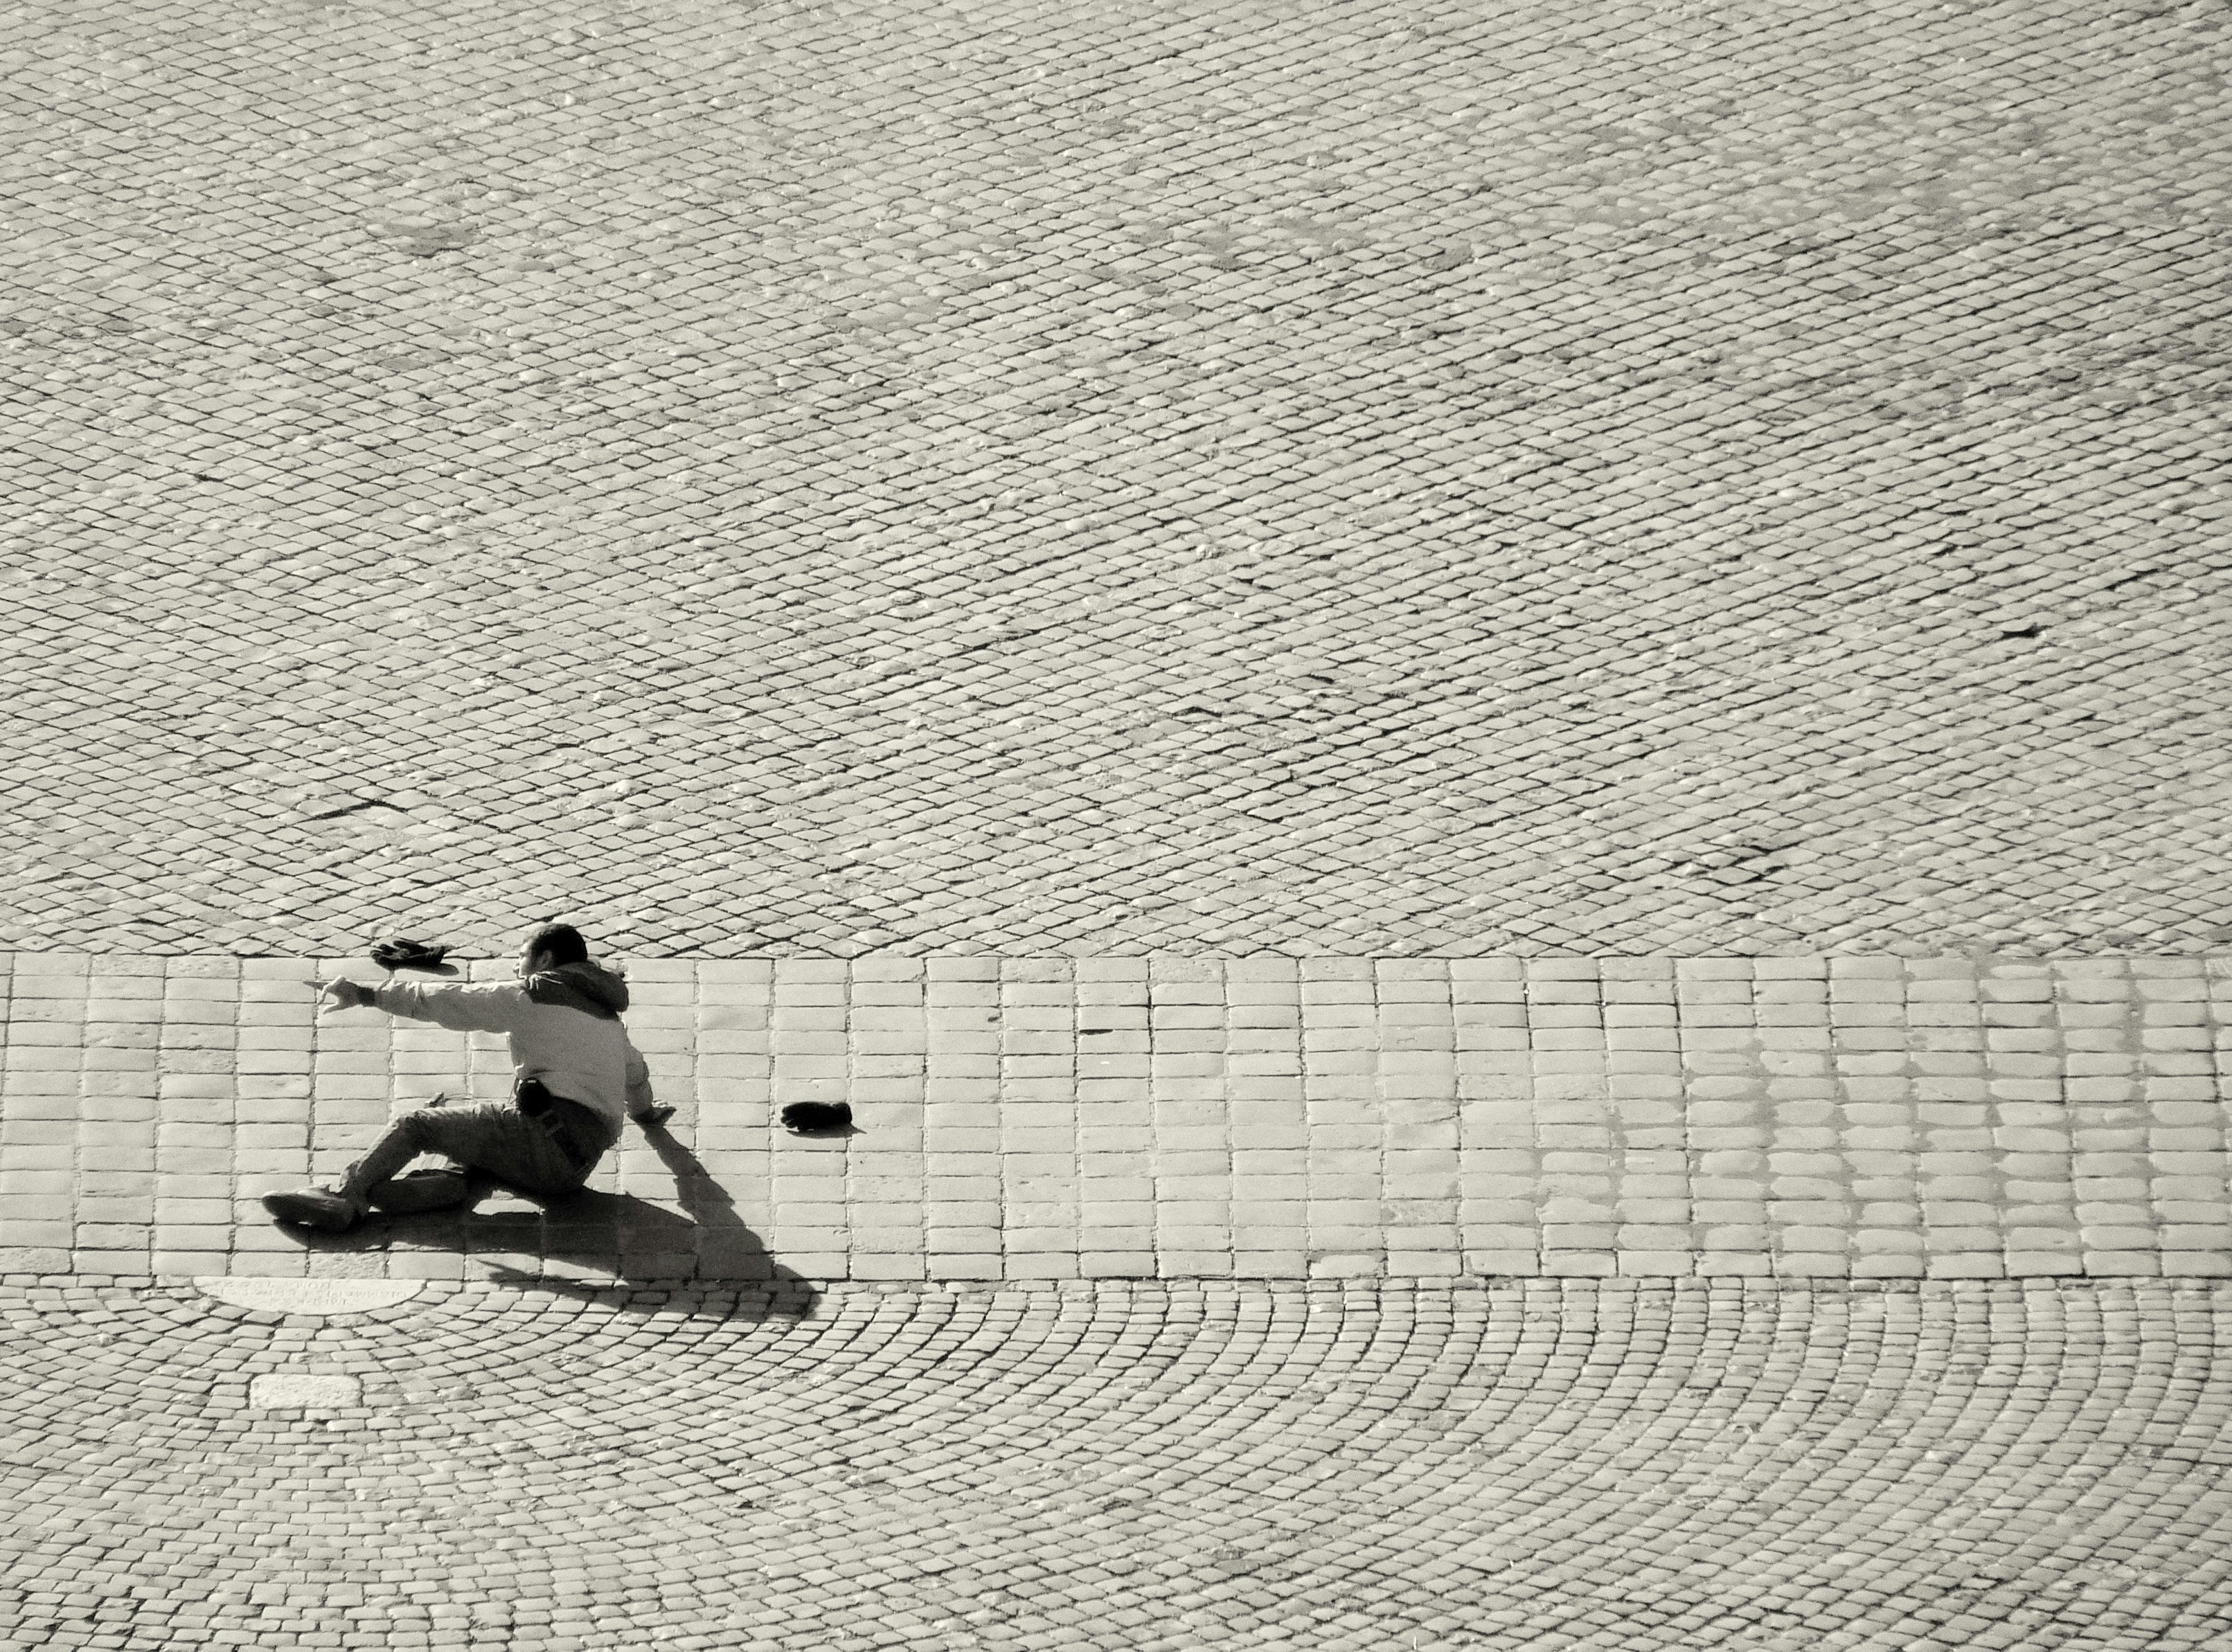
left=2, top=949, right=2223, bottom=1284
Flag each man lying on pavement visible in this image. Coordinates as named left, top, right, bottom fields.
left=262, top=922, right=674, bottom=1232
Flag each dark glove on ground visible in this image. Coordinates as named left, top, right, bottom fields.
left=370, top=937, right=451, bottom=972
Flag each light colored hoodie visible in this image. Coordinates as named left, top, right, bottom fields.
left=370, top=961, right=654, bottom=1135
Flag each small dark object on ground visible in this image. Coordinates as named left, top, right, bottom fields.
left=781, top=1101, right=852, bottom=1135
left=371, top=937, right=452, bottom=972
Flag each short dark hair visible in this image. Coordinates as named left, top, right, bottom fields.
left=525, top=922, right=588, bottom=967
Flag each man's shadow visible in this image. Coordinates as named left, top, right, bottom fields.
left=299, top=1120, right=818, bottom=1317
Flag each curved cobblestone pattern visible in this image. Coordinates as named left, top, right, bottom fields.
left=1, top=1278, right=2229, bottom=1651
left=5, top=0, right=2231, bottom=958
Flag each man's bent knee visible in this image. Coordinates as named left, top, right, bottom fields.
left=395, top=1108, right=446, bottom=1146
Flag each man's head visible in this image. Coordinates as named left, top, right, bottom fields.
left=519, top=922, right=589, bottom=978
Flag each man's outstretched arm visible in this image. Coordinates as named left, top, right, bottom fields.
left=319, top=976, right=529, bottom=1034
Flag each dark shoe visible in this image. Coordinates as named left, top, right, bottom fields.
left=366, top=1168, right=474, bottom=1214
left=780, top=1101, right=852, bottom=1135
left=261, top=1188, right=368, bottom=1232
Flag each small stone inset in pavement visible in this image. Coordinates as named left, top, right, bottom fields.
left=199, top=1278, right=424, bottom=1315
left=247, top=1370, right=364, bottom=1410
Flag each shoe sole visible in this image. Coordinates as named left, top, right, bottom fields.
left=260, top=1192, right=363, bottom=1232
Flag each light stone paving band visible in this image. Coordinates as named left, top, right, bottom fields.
left=4, top=949, right=2222, bottom=1283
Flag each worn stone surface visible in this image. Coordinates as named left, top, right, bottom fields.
left=200, top=1277, right=425, bottom=1314
left=6, top=949, right=2224, bottom=1282
left=4, top=0, right=2230, bottom=960
left=247, top=1369, right=365, bottom=1409
left=3, top=1277, right=2230, bottom=1651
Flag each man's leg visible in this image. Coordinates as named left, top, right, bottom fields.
left=261, top=1103, right=455, bottom=1231
left=264, top=1102, right=591, bottom=1231
left=364, top=1165, right=483, bottom=1215
left=353, top=1091, right=477, bottom=1212
left=343, top=1102, right=596, bottom=1204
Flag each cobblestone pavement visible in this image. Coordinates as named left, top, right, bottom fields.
left=6, top=0, right=2231, bottom=958
left=2, top=1278, right=2229, bottom=1652
left=10, top=1, right=2232, bottom=1637
left=6, top=948, right=2225, bottom=1283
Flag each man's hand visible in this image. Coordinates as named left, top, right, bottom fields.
left=634, top=1105, right=677, bottom=1129
left=317, top=978, right=375, bottom=1011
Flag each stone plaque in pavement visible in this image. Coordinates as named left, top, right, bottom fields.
left=197, top=1277, right=423, bottom=1315
left=249, top=1371, right=364, bottom=1410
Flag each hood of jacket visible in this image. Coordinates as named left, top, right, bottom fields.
left=523, top=960, right=630, bottom=1020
